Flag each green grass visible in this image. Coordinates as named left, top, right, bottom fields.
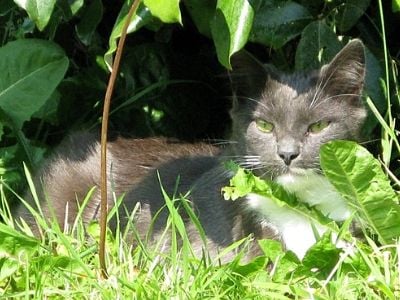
left=1, top=75, right=399, bottom=297
left=1, top=2, right=400, bottom=300
left=1, top=169, right=400, bottom=299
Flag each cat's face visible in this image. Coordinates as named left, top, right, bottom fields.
left=229, top=40, right=367, bottom=179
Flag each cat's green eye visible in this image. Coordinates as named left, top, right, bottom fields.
left=308, top=120, right=330, bottom=133
left=255, top=119, right=274, bottom=133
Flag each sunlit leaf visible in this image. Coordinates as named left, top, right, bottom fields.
left=298, top=233, right=341, bottom=278
left=14, top=0, right=57, bottom=30
left=69, top=0, right=84, bottom=15
left=320, top=141, right=400, bottom=244
left=393, top=0, right=400, bottom=12
left=144, top=0, right=182, bottom=24
left=210, top=0, right=254, bottom=69
left=222, top=166, right=335, bottom=228
left=258, top=239, right=284, bottom=261
left=104, top=2, right=152, bottom=70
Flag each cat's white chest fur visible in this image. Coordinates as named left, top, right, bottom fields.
left=246, top=170, right=350, bottom=259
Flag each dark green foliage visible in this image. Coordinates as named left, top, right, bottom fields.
left=0, top=1, right=398, bottom=204
left=250, top=0, right=312, bottom=49
left=0, top=2, right=399, bottom=297
left=295, top=20, right=341, bottom=70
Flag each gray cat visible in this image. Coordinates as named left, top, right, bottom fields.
left=15, top=40, right=366, bottom=261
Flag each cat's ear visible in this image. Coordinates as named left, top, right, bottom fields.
left=320, top=39, right=366, bottom=103
left=229, top=51, right=269, bottom=103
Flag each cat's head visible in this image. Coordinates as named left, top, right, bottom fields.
left=228, top=40, right=367, bottom=179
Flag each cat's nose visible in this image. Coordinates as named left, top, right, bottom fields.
left=278, top=151, right=299, bottom=165
left=277, top=137, right=300, bottom=165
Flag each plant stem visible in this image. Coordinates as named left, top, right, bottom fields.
left=99, top=0, right=142, bottom=279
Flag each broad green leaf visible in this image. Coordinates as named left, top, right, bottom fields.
left=295, top=20, right=341, bottom=71
left=393, top=0, right=400, bottom=12
left=0, top=39, right=68, bottom=130
left=210, top=0, right=254, bottom=69
left=222, top=166, right=336, bottom=228
left=258, top=239, right=284, bottom=261
left=334, top=0, right=371, bottom=32
left=297, top=233, right=341, bottom=278
left=249, top=0, right=312, bottom=49
left=296, top=0, right=324, bottom=15
left=13, top=0, right=57, bottom=31
left=104, top=2, right=153, bottom=70
left=222, top=167, right=256, bottom=200
left=184, top=0, right=216, bottom=37
left=232, top=256, right=267, bottom=276
left=76, top=0, right=103, bottom=45
left=144, top=0, right=182, bottom=24
left=32, top=90, right=60, bottom=125
left=69, top=0, right=83, bottom=15
left=320, top=141, right=400, bottom=244
left=272, top=251, right=300, bottom=282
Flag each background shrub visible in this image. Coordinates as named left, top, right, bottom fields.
left=0, top=0, right=398, bottom=199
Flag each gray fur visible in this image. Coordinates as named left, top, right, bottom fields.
left=14, top=40, right=367, bottom=261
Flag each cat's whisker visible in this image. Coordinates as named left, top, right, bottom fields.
left=259, top=169, right=275, bottom=180
left=208, top=140, right=239, bottom=146
left=310, top=75, right=327, bottom=108
left=309, top=62, right=340, bottom=108
left=252, top=166, right=275, bottom=173
left=222, top=155, right=261, bottom=160
left=312, top=93, right=362, bottom=109
left=310, top=61, right=345, bottom=108
left=359, top=139, right=381, bottom=145
left=222, top=155, right=261, bottom=158
left=237, top=163, right=263, bottom=169
left=237, top=164, right=263, bottom=168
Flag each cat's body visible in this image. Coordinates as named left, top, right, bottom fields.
left=15, top=40, right=367, bottom=261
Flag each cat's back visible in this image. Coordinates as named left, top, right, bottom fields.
left=15, top=132, right=221, bottom=231
left=109, top=135, right=220, bottom=181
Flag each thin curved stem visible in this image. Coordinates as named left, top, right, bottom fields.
left=99, top=0, right=142, bottom=279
